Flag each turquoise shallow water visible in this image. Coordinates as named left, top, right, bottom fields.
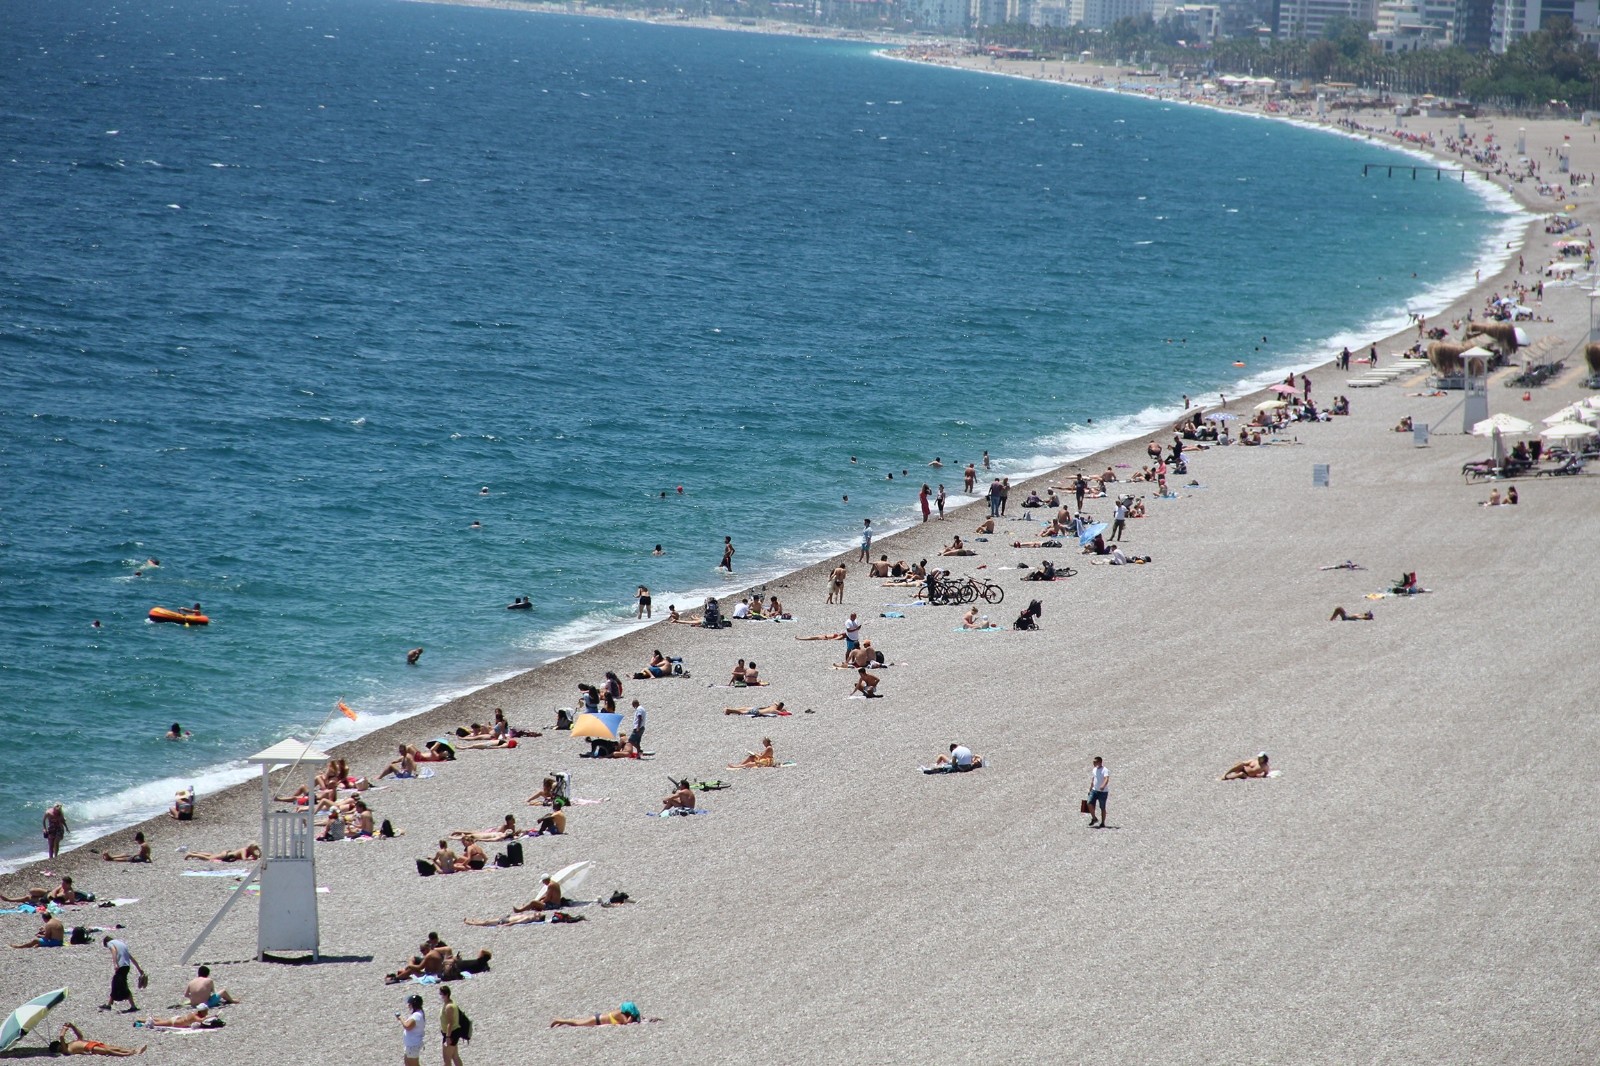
left=0, top=0, right=1522, bottom=867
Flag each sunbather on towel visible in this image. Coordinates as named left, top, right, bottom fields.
left=50, top=1023, right=145, bottom=1057
left=662, top=780, right=695, bottom=811
left=138, top=1008, right=219, bottom=1030
left=1221, top=753, right=1271, bottom=780
left=1329, top=606, right=1374, bottom=621
left=549, top=1002, right=651, bottom=1027
left=729, top=738, right=776, bottom=769
left=183, top=845, right=260, bottom=863
left=451, top=815, right=518, bottom=842
left=723, top=702, right=787, bottom=717
left=513, top=877, right=567, bottom=913
left=934, top=744, right=983, bottom=770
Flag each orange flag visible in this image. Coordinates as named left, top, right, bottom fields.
left=338, top=701, right=357, bottom=721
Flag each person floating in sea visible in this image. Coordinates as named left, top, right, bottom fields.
left=407, top=647, right=424, bottom=665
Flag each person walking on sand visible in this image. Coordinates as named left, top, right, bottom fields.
left=919, top=484, right=931, bottom=523
left=101, top=936, right=146, bottom=1013
left=635, top=585, right=651, bottom=620
left=1086, top=756, right=1110, bottom=828
left=439, top=985, right=464, bottom=1066
left=1110, top=500, right=1127, bottom=542
left=399, top=993, right=425, bottom=1066
left=936, top=484, right=946, bottom=519
left=827, top=564, right=846, bottom=604
left=858, top=519, right=872, bottom=561
left=43, top=803, right=68, bottom=859
left=1074, top=473, right=1087, bottom=512
left=719, top=536, right=735, bottom=573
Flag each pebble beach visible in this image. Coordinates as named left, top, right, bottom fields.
left=3, top=33, right=1599, bottom=1066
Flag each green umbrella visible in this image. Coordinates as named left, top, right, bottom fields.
left=0, top=986, right=69, bottom=1052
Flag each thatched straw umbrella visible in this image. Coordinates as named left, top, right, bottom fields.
left=1428, top=342, right=1465, bottom=376
left=1586, top=341, right=1600, bottom=372
left=1468, top=321, right=1520, bottom=350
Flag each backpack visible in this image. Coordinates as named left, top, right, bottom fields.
left=455, top=1009, right=472, bottom=1042
left=503, top=841, right=523, bottom=867
left=379, top=819, right=395, bottom=838
left=416, top=859, right=435, bottom=878
left=69, top=925, right=90, bottom=945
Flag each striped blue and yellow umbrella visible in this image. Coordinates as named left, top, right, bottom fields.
left=0, top=986, right=69, bottom=1052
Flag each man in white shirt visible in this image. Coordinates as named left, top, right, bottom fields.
left=935, top=744, right=983, bottom=771
left=843, top=613, right=861, bottom=653
left=628, top=700, right=646, bottom=750
left=1087, top=756, right=1110, bottom=828
left=731, top=598, right=750, bottom=619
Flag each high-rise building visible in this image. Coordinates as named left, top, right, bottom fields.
left=1274, top=0, right=1376, bottom=37
left=1070, top=0, right=1155, bottom=27
left=1453, top=0, right=1495, bottom=48
left=1489, top=0, right=1598, bottom=50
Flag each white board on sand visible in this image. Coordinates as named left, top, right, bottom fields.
left=551, top=860, right=593, bottom=893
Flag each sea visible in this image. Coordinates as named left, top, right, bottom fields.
left=0, top=0, right=1526, bottom=869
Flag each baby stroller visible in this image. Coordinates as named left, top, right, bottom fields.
left=702, top=597, right=724, bottom=629
left=1013, top=599, right=1043, bottom=631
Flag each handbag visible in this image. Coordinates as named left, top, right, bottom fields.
left=1079, top=799, right=1092, bottom=815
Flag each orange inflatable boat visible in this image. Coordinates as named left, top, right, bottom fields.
left=149, top=607, right=210, bottom=626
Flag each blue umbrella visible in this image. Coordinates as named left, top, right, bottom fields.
left=0, top=987, right=68, bottom=1053
left=571, top=712, right=624, bottom=742
left=1077, top=523, right=1107, bottom=546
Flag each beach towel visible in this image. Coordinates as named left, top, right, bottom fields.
left=879, top=611, right=905, bottom=618
left=181, top=870, right=249, bottom=878
left=952, top=626, right=1002, bottom=632
left=646, top=809, right=707, bottom=817
left=243, top=884, right=329, bottom=894
left=572, top=797, right=607, bottom=806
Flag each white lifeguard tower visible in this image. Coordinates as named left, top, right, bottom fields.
left=182, top=738, right=328, bottom=964
left=1461, top=347, right=1492, bottom=432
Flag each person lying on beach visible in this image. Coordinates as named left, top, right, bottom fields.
left=527, top=777, right=562, bottom=807
left=635, top=650, right=674, bottom=678
left=974, top=516, right=996, bottom=534
left=49, top=1023, right=145, bottom=1057
left=451, top=816, right=517, bottom=842
left=183, top=844, right=260, bottom=863
left=795, top=631, right=845, bottom=641
left=667, top=606, right=700, bottom=625
left=459, top=735, right=521, bottom=750
left=465, top=912, right=581, bottom=928
left=1221, top=753, right=1271, bottom=780
left=418, top=740, right=455, bottom=762
left=11, top=914, right=66, bottom=948
left=533, top=808, right=567, bottom=836
left=1318, top=561, right=1364, bottom=571
left=723, top=702, right=788, bottom=717
left=0, top=886, right=52, bottom=907
left=378, top=744, right=418, bottom=780
left=513, top=876, right=566, bottom=913
left=852, top=667, right=882, bottom=698
left=1393, top=416, right=1413, bottom=433
left=1329, top=606, right=1375, bottom=621
left=170, top=788, right=196, bottom=820
left=940, top=536, right=975, bottom=556
left=934, top=744, right=983, bottom=771
left=137, top=1008, right=219, bottom=1030
left=103, top=832, right=151, bottom=863
left=1108, top=548, right=1152, bottom=565
left=184, top=965, right=240, bottom=1008
left=662, top=780, right=696, bottom=811
left=1012, top=539, right=1063, bottom=549
left=549, top=1003, right=651, bottom=1027
left=387, top=947, right=452, bottom=983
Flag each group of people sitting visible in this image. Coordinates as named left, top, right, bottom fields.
left=730, top=595, right=788, bottom=620
left=385, top=931, right=493, bottom=983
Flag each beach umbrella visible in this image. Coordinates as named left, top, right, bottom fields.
left=550, top=860, right=594, bottom=893
left=1077, top=522, right=1107, bottom=546
left=1542, top=405, right=1586, bottom=425
left=570, top=712, right=623, bottom=741
left=1267, top=383, right=1297, bottom=395
left=0, top=987, right=68, bottom=1053
left=1210, top=412, right=1238, bottom=421
left=1471, top=413, right=1532, bottom=437
left=1254, top=400, right=1286, bottom=411
left=1540, top=421, right=1597, bottom=443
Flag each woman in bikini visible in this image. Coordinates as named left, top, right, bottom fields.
left=183, top=844, right=260, bottom=863
left=550, top=1002, right=647, bottom=1027
left=729, top=738, right=776, bottom=769
left=51, top=1023, right=145, bottom=1057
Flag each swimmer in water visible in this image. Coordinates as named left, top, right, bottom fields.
left=407, top=647, right=424, bottom=665
left=166, top=722, right=192, bottom=740
left=92, top=620, right=102, bottom=628
left=469, top=521, right=481, bottom=530
left=507, top=597, right=531, bottom=610
left=652, top=545, right=664, bottom=556
left=146, top=558, right=160, bottom=567
left=479, top=487, right=489, bottom=495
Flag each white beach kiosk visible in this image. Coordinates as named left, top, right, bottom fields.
left=181, top=739, right=328, bottom=964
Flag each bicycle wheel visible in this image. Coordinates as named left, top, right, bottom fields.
left=981, top=583, right=1004, bottom=605
left=960, top=582, right=979, bottom=604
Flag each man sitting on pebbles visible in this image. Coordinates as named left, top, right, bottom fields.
left=1221, top=753, right=1271, bottom=780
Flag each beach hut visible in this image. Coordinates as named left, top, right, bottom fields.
left=1468, top=321, right=1521, bottom=351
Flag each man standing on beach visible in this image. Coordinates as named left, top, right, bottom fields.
left=987, top=478, right=1003, bottom=517
left=628, top=699, right=646, bottom=752
left=1073, top=473, right=1087, bottom=512
left=719, top=536, right=735, bottom=573
left=1087, top=756, right=1110, bottom=828
left=963, top=463, right=976, bottom=494
left=100, top=935, right=145, bottom=1012
left=827, top=563, right=847, bottom=604
left=1110, top=500, right=1127, bottom=542
left=843, top=612, right=861, bottom=654
left=859, top=519, right=872, bottom=561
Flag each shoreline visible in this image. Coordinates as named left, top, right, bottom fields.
left=6, top=14, right=1599, bottom=1060
left=2, top=20, right=1570, bottom=874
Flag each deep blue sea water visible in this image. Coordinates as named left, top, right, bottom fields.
left=0, top=0, right=1523, bottom=867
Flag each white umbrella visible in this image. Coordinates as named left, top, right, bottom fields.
left=1541, top=421, right=1598, bottom=442
left=1472, top=413, right=1533, bottom=436
left=0, top=988, right=68, bottom=1053
left=1542, top=405, right=1587, bottom=425
left=1461, top=345, right=1494, bottom=358
left=1582, top=396, right=1600, bottom=410
left=1254, top=400, right=1286, bottom=411
left=1512, top=326, right=1531, bottom=346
